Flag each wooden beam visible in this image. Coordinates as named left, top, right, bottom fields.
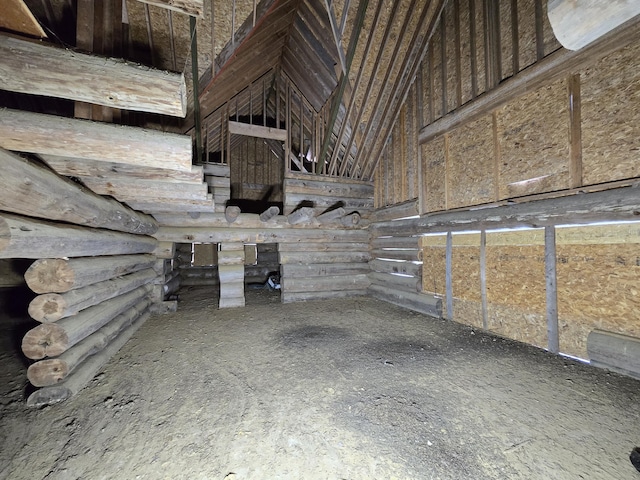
left=79, top=177, right=209, bottom=201
left=419, top=15, right=640, bottom=144
left=137, top=0, right=204, bottom=17
left=0, top=109, right=193, bottom=172
left=42, top=156, right=204, bottom=184
left=324, top=0, right=347, bottom=73
left=0, top=149, right=158, bottom=235
left=0, top=0, right=47, bottom=38
left=372, top=185, right=640, bottom=237
left=0, top=213, right=157, bottom=259
left=228, top=120, right=287, bottom=141
left=0, top=34, right=186, bottom=117
left=545, top=226, right=559, bottom=353
left=548, top=0, right=640, bottom=51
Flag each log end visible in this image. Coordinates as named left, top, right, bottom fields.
left=28, top=294, right=65, bottom=322
left=27, top=385, right=72, bottom=407
left=24, top=258, right=75, bottom=294
left=27, top=359, right=69, bottom=387
left=21, top=324, right=68, bottom=360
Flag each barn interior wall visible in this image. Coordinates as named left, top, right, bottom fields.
left=372, top=1, right=640, bottom=359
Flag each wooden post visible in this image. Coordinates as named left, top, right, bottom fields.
left=445, top=231, right=453, bottom=320
left=545, top=226, right=559, bottom=353
left=0, top=149, right=158, bottom=235
left=218, top=243, right=245, bottom=308
left=0, top=33, right=187, bottom=117
left=0, top=214, right=157, bottom=259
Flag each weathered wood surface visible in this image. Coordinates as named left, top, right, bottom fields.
left=287, top=207, right=316, bottom=225
left=21, top=284, right=152, bottom=360
left=278, top=242, right=369, bottom=252
left=152, top=242, right=176, bottom=259
left=26, top=309, right=150, bottom=406
left=225, top=206, right=242, bottom=223
left=26, top=299, right=151, bottom=387
left=130, top=199, right=216, bottom=214
left=284, top=193, right=373, bottom=212
left=279, top=251, right=370, bottom=265
left=149, top=301, right=178, bottom=314
left=587, top=330, right=640, bottom=380
left=548, top=0, right=640, bottom=50
left=281, top=263, right=370, bottom=277
left=369, top=259, right=423, bottom=277
left=259, top=206, right=280, bottom=222
left=0, top=214, right=157, bottom=259
left=42, top=156, right=204, bottom=184
left=371, top=199, right=419, bottom=222
left=341, top=212, right=362, bottom=226
left=369, top=284, right=442, bottom=318
left=0, top=109, right=193, bottom=171
left=0, top=149, right=157, bottom=235
left=283, top=177, right=375, bottom=199
left=137, top=0, right=204, bottom=17
left=28, top=269, right=156, bottom=322
left=228, top=121, right=287, bottom=141
left=202, top=164, right=230, bottom=177
left=155, top=227, right=370, bottom=244
left=369, top=272, right=421, bottom=292
left=282, top=289, right=368, bottom=303
left=24, top=254, right=156, bottom=294
left=371, top=236, right=420, bottom=249
left=79, top=178, right=209, bottom=201
left=371, top=249, right=421, bottom=262
left=316, top=207, right=346, bottom=224
left=0, top=34, right=187, bottom=116
left=372, top=186, right=640, bottom=237
left=282, top=274, right=370, bottom=293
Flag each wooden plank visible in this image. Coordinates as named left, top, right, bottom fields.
left=370, top=249, right=420, bottom=262
left=0, top=149, right=157, bottom=235
left=419, top=16, right=640, bottom=144
left=369, top=259, right=422, bottom=277
left=369, top=284, right=442, bottom=318
left=545, top=226, right=559, bottom=353
left=282, top=289, right=367, bottom=303
left=588, top=330, right=640, bottom=380
left=0, top=109, right=193, bottom=172
left=369, top=272, right=421, bottom=293
left=279, top=251, right=369, bottom=264
left=79, top=177, right=209, bottom=201
left=0, top=0, right=47, bottom=37
left=228, top=120, right=287, bottom=141
left=282, top=262, right=369, bottom=277
left=0, top=34, right=186, bottom=117
left=0, top=213, right=157, bottom=259
left=42, top=156, right=203, bottom=184
left=137, top=0, right=204, bottom=17
left=282, top=273, right=370, bottom=293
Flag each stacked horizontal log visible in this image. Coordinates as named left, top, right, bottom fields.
left=22, top=254, right=157, bottom=406
left=218, top=243, right=245, bottom=308
left=204, top=163, right=231, bottom=213
left=279, top=236, right=371, bottom=303
left=283, top=173, right=374, bottom=218
left=369, top=206, right=442, bottom=318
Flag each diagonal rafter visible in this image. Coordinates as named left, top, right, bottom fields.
left=323, top=0, right=347, bottom=73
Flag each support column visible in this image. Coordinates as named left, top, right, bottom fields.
left=218, top=243, right=245, bottom=308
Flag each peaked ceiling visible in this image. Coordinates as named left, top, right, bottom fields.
left=12, top=0, right=444, bottom=180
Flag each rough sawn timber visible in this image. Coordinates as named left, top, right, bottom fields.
left=0, top=34, right=187, bottom=117
left=0, top=149, right=158, bottom=235
left=0, top=109, right=193, bottom=172
left=136, top=0, right=204, bottom=17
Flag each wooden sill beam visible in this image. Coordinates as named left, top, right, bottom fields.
left=228, top=120, right=287, bottom=141
left=419, top=15, right=640, bottom=144
left=0, top=34, right=187, bottom=117
left=0, top=109, right=193, bottom=172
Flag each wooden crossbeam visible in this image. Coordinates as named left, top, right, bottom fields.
left=324, top=0, right=347, bottom=73
left=0, top=109, right=193, bottom=172
left=137, top=0, right=204, bottom=17
left=0, top=34, right=187, bottom=117
left=228, top=120, right=287, bottom=141
left=79, top=177, right=209, bottom=201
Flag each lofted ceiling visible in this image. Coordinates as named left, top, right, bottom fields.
left=8, top=0, right=445, bottom=180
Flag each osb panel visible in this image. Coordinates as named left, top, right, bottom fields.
left=487, top=303, right=547, bottom=349
left=486, top=230, right=546, bottom=315
left=421, top=55, right=432, bottom=125
left=556, top=224, right=640, bottom=359
left=499, top=0, right=514, bottom=80
left=453, top=298, right=483, bottom=328
left=350, top=0, right=378, bottom=110
left=431, top=23, right=444, bottom=119
left=497, top=78, right=570, bottom=199
left=392, top=120, right=403, bottom=204
left=541, top=0, right=561, bottom=56
left=473, top=0, right=486, bottom=95
left=447, top=114, right=495, bottom=208
left=517, top=0, right=536, bottom=71
left=452, top=232, right=481, bottom=302
left=406, top=87, right=418, bottom=199
left=458, top=0, right=473, bottom=104
left=422, top=242, right=446, bottom=296
left=445, top=1, right=458, bottom=113
left=421, top=136, right=446, bottom=212
left=581, top=41, right=640, bottom=185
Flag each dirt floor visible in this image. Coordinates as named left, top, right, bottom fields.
left=1, top=285, right=640, bottom=479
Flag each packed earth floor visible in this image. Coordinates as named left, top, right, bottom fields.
left=1, top=286, right=639, bottom=479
